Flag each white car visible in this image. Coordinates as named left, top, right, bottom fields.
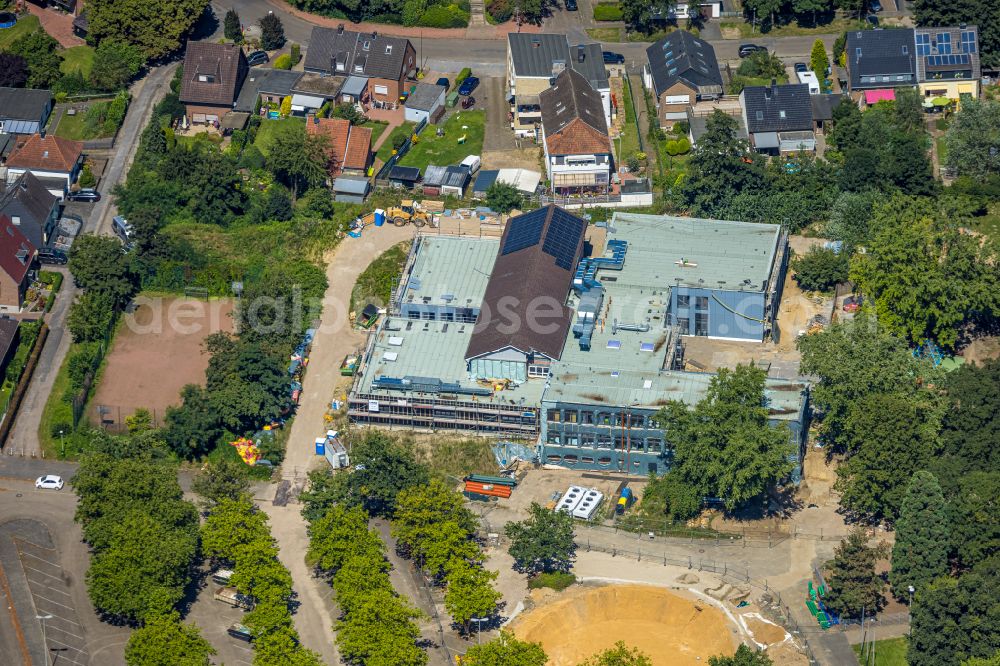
left=35, top=475, right=64, bottom=490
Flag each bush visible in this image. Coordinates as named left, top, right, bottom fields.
left=78, top=163, right=97, bottom=189
left=392, top=132, right=408, bottom=151
left=419, top=4, right=469, bottom=28
left=528, top=572, right=576, bottom=591
left=593, top=3, right=623, bottom=21
left=103, top=90, right=129, bottom=136
left=665, top=137, right=691, bottom=156
left=792, top=246, right=849, bottom=293
left=456, top=67, right=472, bottom=85
left=273, top=53, right=292, bottom=70
left=487, top=0, right=513, bottom=22
left=671, top=121, right=690, bottom=135
left=290, top=43, right=301, bottom=65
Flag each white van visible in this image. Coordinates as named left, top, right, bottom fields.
left=112, top=215, right=133, bottom=242
left=460, top=154, right=481, bottom=174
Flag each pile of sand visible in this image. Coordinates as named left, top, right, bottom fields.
left=747, top=618, right=788, bottom=645
left=510, top=584, right=738, bottom=665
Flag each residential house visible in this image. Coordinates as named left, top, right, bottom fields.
left=643, top=31, right=724, bottom=127
left=685, top=98, right=747, bottom=147
left=0, top=172, right=61, bottom=249
left=305, top=115, right=373, bottom=179
left=740, top=83, right=815, bottom=155
left=404, top=83, right=446, bottom=123
left=304, top=25, right=416, bottom=108
left=845, top=29, right=916, bottom=94
left=0, top=317, right=18, bottom=378
left=539, top=69, right=613, bottom=196
left=291, top=73, right=345, bottom=113
left=178, top=42, right=249, bottom=124
left=811, top=93, right=849, bottom=134
left=5, top=133, right=84, bottom=199
left=915, top=25, right=981, bottom=104
left=234, top=68, right=303, bottom=115
left=0, top=88, right=54, bottom=135
left=506, top=34, right=611, bottom=138
left=0, top=213, right=36, bottom=310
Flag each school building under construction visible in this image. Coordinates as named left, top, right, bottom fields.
left=348, top=205, right=808, bottom=477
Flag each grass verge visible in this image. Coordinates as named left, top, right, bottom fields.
left=528, top=572, right=576, bottom=591
left=616, top=77, right=641, bottom=162
left=399, top=110, right=485, bottom=171
left=852, top=636, right=908, bottom=666
left=586, top=27, right=622, bottom=42
left=720, top=16, right=861, bottom=39
left=363, top=120, right=389, bottom=148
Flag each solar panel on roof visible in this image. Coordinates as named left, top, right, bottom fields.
left=916, top=33, right=930, bottom=56
left=542, top=208, right=584, bottom=270
left=962, top=30, right=976, bottom=53
left=502, top=211, right=545, bottom=255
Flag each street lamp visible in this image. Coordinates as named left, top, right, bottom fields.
left=35, top=614, right=52, bottom=666
left=907, top=585, right=915, bottom=637
left=471, top=617, right=488, bottom=645
left=58, top=429, right=65, bottom=458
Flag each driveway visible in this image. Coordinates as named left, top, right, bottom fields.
left=483, top=77, right=518, bottom=152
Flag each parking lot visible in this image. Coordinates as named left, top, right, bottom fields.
left=184, top=568, right=255, bottom=666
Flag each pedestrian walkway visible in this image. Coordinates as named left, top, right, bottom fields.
left=25, top=5, right=84, bottom=48
left=265, top=0, right=540, bottom=40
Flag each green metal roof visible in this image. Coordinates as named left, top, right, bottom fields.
left=608, top=213, right=781, bottom=292
left=402, top=236, right=498, bottom=310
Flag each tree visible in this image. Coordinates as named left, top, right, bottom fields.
left=462, top=631, right=548, bottom=666
left=9, top=31, right=63, bottom=88
left=681, top=111, right=764, bottom=217
left=709, top=645, right=774, bottom=666
left=67, top=290, right=116, bottom=342
left=485, top=182, right=523, bottom=214
left=945, top=99, right=1000, bottom=178
left=822, top=529, right=889, bottom=620
left=795, top=0, right=832, bottom=25
left=444, top=563, right=502, bottom=632
left=299, top=469, right=348, bottom=523
left=307, top=504, right=384, bottom=573
left=825, top=190, right=878, bottom=248
left=791, top=246, right=848, bottom=292
left=267, top=124, right=329, bottom=200
left=335, top=589, right=426, bottom=666
left=620, top=0, right=675, bottom=34
left=505, top=502, right=576, bottom=575
left=86, top=0, right=209, bottom=60
left=657, top=364, right=794, bottom=513
left=851, top=196, right=1000, bottom=349
left=200, top=495, right=271, bottom=562
left=965, top=654, right=1000, bottom=666
left=909, top=567, right=1000, bottom=666
left=948, top=472, right=1000, bottom=571
left=203, top=333, right=290, bottom=433
left=335, top=432, right=429, bottom=516
left=392, top=480, right=479, bottom=577
left=580, top=641, right=653, bottom=666
left=890, top=471, right=949, bottom=600
left=69, top=234, right=138, bottom=306
left=125, top=612, right=215, bottom=665
left=90, top=40, right=145, bottom=91
left=224, top=8, right=243, bottom=42
left=331, top=102, right=366, bottom=124
left=934, top=361, right=1000, bottom=494
left=163, top=385, right=224, bottom=458
left=0, top=53, right=28, bottom=87
left=809, top=39, right=829, bottom=83
left=125, top=408, right=153, bottom=433
left=260, top=13, right=286, bottom=50
left=191, top=460, right=251, bottom=508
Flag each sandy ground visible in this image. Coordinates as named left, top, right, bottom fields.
left=90, top=297, right=234, bottom=427
left=481, top=147, right=544, bottom=171
left=510, top=583, right=740, bottom=666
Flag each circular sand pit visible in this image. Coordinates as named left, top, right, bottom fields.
left=510, top=584, right=738, bottom=665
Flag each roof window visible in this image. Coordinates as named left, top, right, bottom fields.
left=385, top=45, right=392, bottom=54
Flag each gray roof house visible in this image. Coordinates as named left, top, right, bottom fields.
left=0, top=88, right=54, bottom=135
left=845, top=28, right=917, bottom=91
left=234, top=68, right=303, bottom=113
left=915, top=25, right=982, bottom=101
left=644, top=31, right=724, bottom=100
left=740, top=83, right=815, bottom=154
left=0, top=172, right=60, bottom=250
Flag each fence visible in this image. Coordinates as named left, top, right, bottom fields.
left=71, top=318, right=117, bottom=428
left=374, top=117, right=430, bottom=184
left=0, top=322, right=49, bottom=447
left=184, top=285, right=209, bottom=300
left=93, top=405, right=166, bottom=433
left=600, top=516, right=852, bottom=545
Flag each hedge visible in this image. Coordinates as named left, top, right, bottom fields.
left=419, top=4, right=469, bottom=28
left=273, top=54, right=293, bottom=70
left=456, top=67, right=472, bottom=85
left=593, top=3, right=623, bottom=21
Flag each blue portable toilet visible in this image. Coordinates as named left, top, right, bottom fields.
left=374, top=208, right=386, bottom=227
left=315, top=437, right=326, bottom=456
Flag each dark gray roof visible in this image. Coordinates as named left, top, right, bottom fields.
left=0, top=87, right=52, bottom=122
left=333, top=176, right=370, bottom=194
left=406, top=83, right=445, bottom=112
left=473, top=170, right=500, bottom=195
left=811, top=93, right=849, bottom=122
left=304, top=26, right=412, bottom=80
left=0, top=172, right=58, bottom=250
left=0, top=317, right=18, bottom=365
left=742, top=83, right=814, bottom=134
left=423, top=165, right=447, bottom=187
left=645, top=31, right=723, bottom=98
left=465, top=205, right=585, bottom=362
left=540, top=68, right=608, bottom=142
left=443, top=165, right=470, bottom=188
left=389, top=165, right=420, bottom=182
left=234, top=68, right=303, bottom=112
left=570, top=43, right=609, bottom=91
left=914, top=26, right=981, bottom=84
left=846, top=28, right=916, bottom=90
left=686, top=110, right=748, bottom=144
left=508, top=33, right=573, bottom=78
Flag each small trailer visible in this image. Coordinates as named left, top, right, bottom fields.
left=214, top=586, right=254, bottom=609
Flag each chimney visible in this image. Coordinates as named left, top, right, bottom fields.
left=337, top=23, right=344, bottom=34
left=372, top=31, right=378, bottom=39
left=39, top=127, right=46, bottom=139
left=577, top=45, right=585, bottom=63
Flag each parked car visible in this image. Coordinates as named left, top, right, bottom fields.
left=37, top=248, right=68, bottom=265
left=461, top=95, right=476, bottom=109
left=869, top=0, right=882, bottom=12
left=247, top=50, right=269, bottom=66
left=228, top=623, right=253, bottom=643
left=436, top=77, right=450, bottom=91
left=739, top=44, right=766, bottom=58
left=457, top=76, right=479, bottom=96
left=565, top=0, right=578, bottom=10
left=603, top=51, right=625, bottom=65
left=66, top=189, right=101, bottom=203
left=35, top=475, right=64, bottom=490
left=794, top=62, right=808, bottom=73
left=112, top=215, right=133, bottom=242
left=843, top=295, right=864, bottom=313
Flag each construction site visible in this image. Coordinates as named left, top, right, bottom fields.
left=347, top=205, right=809, bottom=476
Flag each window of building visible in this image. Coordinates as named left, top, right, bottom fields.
left=646, top=439, right=663, bottom=453
left=678, top=317, right=690, bottom=335
left=408, top=311, right=420, bottom=319
left=598, top=412, right=611, bottom=426
left=695, top=296, right=709, bottom=310
left=565, top=435, right=579, bottom=447
left=614, top=437, right=627, bottom=451
left=421, top=311, right=435, bottom=320
left=373, top=84, right=389, bottom=96
left=695, top=312, right=709, bottom=336
left=547, top=432, right=560, bottom=444
left=528, top=365, right=550, bottom=378
left=582, top=411, right=595, bottom=425
left=581, top=434, right=595, bottom=447
left=565, top=410, right=578, bottom=424
left=596, top=435, right=612, bottom=449
left=677, top=294, right=690, bottom=308
left=547, top=409, right=561, bottom=423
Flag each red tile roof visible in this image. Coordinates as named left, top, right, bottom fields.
left=545, top=117, right=612, bottom=156
left=0, top=214, right=35, bottom=285
left=6, top=134, right=82, bottom=173
left=306, top=116, right=371, bottom=175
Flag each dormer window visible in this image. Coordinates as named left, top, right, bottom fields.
left=385, top=45, right=392, bottom=54
left=779, top=110, right=786, bottom=119
left=336, top=61, right=346, bottom=72
left=198, top=74, right=214, bottom=83
left=354, top=64, right=364, bottom=73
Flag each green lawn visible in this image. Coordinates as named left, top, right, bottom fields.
left=0, top=14, right=40, bottom=50
left=362, top=120, right=389, bottom=149
left=617, top=78, right=641, bottom=162
left=60, top=45, right=96, bottom=78
left=586, top=27, right=623, bottom=42
left=54, top=112, right=89, bottom=141
left=721, top=16, right=862, bottom=39
left=398, top=110, right=485, bottom=171
left=627, top=26, right=700, bottom=43
left=852, top=637, right=908, bottom=666
left=375, top=121, right=417, bottom=164
left=253, top=117, right=306, bottom=156
left=38, top=345, right=75, bottom=459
